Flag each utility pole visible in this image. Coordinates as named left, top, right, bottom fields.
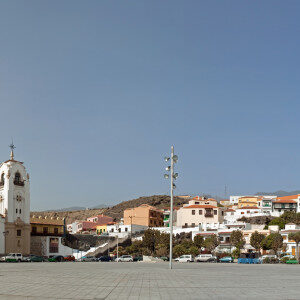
left=164, top=146, right=178, bottom=270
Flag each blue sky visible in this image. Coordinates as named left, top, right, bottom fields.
left=1, top=1, right=300, bottom=210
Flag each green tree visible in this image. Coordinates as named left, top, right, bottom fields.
left=194, top=235, right=204, bottom=249
left=288, top=232, right=300, bottom=262
left=142, top=229, right=160, bottom=255
left=262, top=233, right=283, bottom=256
left=268, top=217, right=286, bottom=230
left=189, top=246, right=199, bottom=256
left=230, top=230, right=245, bottom=252
left=173, top=244, right=187, bottom=257
left=250, top=231, right=265, bottom=253
left=155, top=244, right=168, bottom=257
left=204, top=234, right=219, bottom=253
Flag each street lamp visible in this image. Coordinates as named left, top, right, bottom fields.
left=116, top=224, right=119, bottom=262
left=164, top=145, right=178, bottom=270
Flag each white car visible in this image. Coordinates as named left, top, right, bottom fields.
left=0, top=253, right=23, bottom=262
left=195, top=254, right=217, bottom=262
left=259, top=255, right=277, bottom=262
left=174, top=255, right=194, bottom=262
left=116, top=255, right=133, bottom=262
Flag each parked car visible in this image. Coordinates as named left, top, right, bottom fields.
left=238, top=253, right=260, bottom=264
left=29, top=255, right=45, bottom=262
left=195, top=254, right=217, bottom=262
left=116, top=255, right=133, bottom=262
left=219, top=256, right=233, bottom=263
left=97, top=256, right=112, bottom=262
left=64, top=255, right=75, bottom=261
left=259, top=255, right=278, bottom=264
left=279, top=255, right=295, bottom=261
left=0, top=253, right=23, bottom=262
left=159, top=256, right=168, bottom=261
left=286, top=259, right=298, bottom=264
left=133, top=256, right=143, bottom=262
left=48, top=255, right=65, bottom=262
left=81, top=256, right=97, bottom=262
left=174, top=255, right=194, bottom=263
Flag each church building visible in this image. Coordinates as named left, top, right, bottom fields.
left=0, top=144, right=30, bottom=255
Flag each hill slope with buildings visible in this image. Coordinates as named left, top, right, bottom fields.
left=31, top=195, right=189, bottom=223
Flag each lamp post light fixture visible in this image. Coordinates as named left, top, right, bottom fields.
left=164, top=145, right=178, bottom=270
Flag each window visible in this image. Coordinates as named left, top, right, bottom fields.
left=0, top=173, right=5, bottom=186
left=17, top=229, right=21, bottom=236
left=32, top=226, right=37, bottom=234
left=221, top=211, right=224, bottom=216
left=14, top=172, right=24, bottom=186
left=214, top=210, right=217, bottom=215
left=195, top=202, right=199, bottom=204
left=241, top=212, right=244, bottom=215
left=19, top=209, right=21, bottom=214
left=49, top=237, right=59, bottom=253
left=16, top=209, right=18, bottom=213
left=111, top=228, right=114, bottom=232
left=43, top=227, right=48, bottom=234
left=247, top=211, right=250, bottom=214
left=54, top=228, right=58, bottom=235
left=199, top=210, right=202, bottom=215
left=192, top=210, right=195, bottom=215
left=191, top=223, right=195, bottom=227
left=219, top=237, right=224, bottom=241
left=118, top=228, right=121, bottom=232
left=125, top=227, right=128, bottom=232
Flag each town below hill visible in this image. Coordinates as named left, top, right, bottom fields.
left=30, top=195, right=189, bottom=223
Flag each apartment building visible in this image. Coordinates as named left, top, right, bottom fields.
left=273, top=196, right=298, bottom=214
left=123, top=204, right=164, bottom=227
left=176, top=198, right=225, bottom=228
left=30, top=216, right=72, bottom=257
left=238, top=196, right=260, bottom=208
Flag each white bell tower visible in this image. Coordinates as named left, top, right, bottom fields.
left=0, top=143, right=31, bottom=254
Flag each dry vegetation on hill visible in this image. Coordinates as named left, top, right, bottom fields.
left=31, top=195, right=189, bottom=223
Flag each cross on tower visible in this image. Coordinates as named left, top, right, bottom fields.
left=9, top=141, right=15, bottom=160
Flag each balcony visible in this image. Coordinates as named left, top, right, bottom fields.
left=204, top=213, right=214, bottom=218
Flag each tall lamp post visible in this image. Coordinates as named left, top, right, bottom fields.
left=116, top=224, right=119, bottom=262
left=164, top=146, right=178, bottom=269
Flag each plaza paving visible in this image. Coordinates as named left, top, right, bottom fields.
left=0, top=262, right=299, bottom=300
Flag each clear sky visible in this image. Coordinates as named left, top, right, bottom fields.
left=1, top=1, right=300, bottom=210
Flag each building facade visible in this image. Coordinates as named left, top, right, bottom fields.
left=0, top=147, right=30, bottom=255
left=123, top=204, right=164, bottom=227
left=176, top=199, right=225, bottom=228
left=30, top=216, right=72, bottom=257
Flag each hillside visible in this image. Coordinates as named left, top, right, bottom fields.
left=102, top=195, right=189, bottom=221
left=30, top=208, right=106, bottom=224
left=31, top=195, right=189, bottom=224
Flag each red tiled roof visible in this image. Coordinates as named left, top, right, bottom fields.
left=225, top=209, right=235, bottom=212
left=274, top=199, right=297, bottom=204
left=183, top=205, right=217, bottom=209
left=277, top=194, right=299, bottom=201
left=238, top=206, right=259, bottom=209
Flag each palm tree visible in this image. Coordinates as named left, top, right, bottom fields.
left=288, top=232, right=300, bottom=263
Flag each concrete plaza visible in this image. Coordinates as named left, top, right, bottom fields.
left=0, top=262, right=299, bottom=299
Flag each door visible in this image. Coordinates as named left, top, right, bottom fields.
left=292, top=246, right=296, bottom=256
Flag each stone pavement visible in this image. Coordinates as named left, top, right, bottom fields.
left=0, top=262, right=299, bottom=299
